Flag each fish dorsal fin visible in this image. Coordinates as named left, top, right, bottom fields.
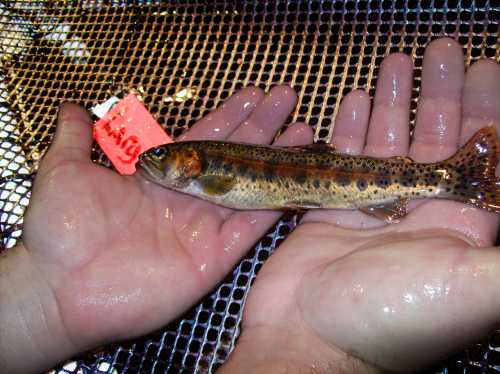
left=360, top=198, right=409, bottom=223
left=198, top=175, right=236, bottom=196
left=394, top=155, right=414, bottom=163
left=292, top=143, right=336, bottom=153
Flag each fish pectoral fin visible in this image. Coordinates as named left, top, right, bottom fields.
left=198, top=175, right=236, bottom=196
left=285, top=200, right=322, bottom=209
left=360, top=198, right=409, bottom=223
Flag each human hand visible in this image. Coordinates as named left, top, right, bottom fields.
left=1, top=85, right=313, bottom=372
left=221, top=38, right=500, bottom=373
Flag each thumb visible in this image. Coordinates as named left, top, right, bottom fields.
left=45, top=102, right=93, bottom=164
left=300, top=241, right=500, bottom=372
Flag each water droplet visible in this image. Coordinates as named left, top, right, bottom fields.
left=164, top=208, right=172, bottom=221
left=190, top=230, right=200, bottom=242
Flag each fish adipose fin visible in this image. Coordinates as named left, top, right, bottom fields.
left=361, top=198, right=409, bottom=223
left=442, top=126, right=500, bottom=213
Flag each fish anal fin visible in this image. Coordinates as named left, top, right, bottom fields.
left=285, top=200, right=322, bottom=209
left=360, top=198, right=409, bottom=223
left=198, top=175, right=236, bottom=196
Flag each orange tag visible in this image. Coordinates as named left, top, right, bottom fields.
left=93, top=93, right=172, bottom=175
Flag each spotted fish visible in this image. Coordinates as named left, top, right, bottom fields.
left=138, top=126, right=500, bottom=221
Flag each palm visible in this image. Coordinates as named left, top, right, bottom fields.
left=22, top=85, right=312, bottom=347
left=240, top=39, right=500, bottom=372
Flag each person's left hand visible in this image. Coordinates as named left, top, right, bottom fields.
left=3, top=85, right=312, bottom=373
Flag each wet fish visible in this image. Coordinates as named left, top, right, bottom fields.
left=138, top=127, right=500, bottom=221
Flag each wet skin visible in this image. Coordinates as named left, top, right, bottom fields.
left=1, top=38, right=499, bottom=373
left=220, top=38, right=500, bottom=373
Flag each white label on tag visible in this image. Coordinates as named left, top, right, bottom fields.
left=91, top=96, right=120, bottom=119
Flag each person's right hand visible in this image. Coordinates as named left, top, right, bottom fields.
left=220, top=38, right=500, bottom=373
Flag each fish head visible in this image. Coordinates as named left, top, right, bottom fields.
left=138, top=143, right=202, bottom=188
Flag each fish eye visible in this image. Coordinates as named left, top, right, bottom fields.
left=151, top=147, right=164, bottom=157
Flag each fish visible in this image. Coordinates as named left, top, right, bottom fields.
left=137, top=126, right=500, bottom=222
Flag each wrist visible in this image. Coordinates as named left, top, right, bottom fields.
left=218, top=325, right=378, bottom=374
left=0, top=244, right=77, bottom=373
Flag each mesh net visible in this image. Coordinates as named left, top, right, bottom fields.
left=0, top=0, right=499, bottom=373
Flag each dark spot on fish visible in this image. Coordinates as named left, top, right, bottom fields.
left=294, top=172, right=307, bottom=184
left=375, top=176, right=391, bottom=188
left=400, top=176, right=415, bottom=187
left=249, top=171, right=257, bottom=183
left=313, top=179, right=321, bottom=188
left=223, top=163, right=233, bottom=174
left=335, top=174, right=351, bottom=186
left=263, top=167, right=275, bottom=182
left=356, top=179, right=367, bottom=191
left=211, top=157, right=223, bottom=169
left=425, top=171, right=440, bottom=185
left=237, top=163, right=248, bottom=175
left=197, top=151, right=208, bottom=172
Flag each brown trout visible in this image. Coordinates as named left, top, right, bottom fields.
left=138, top=126, right=499, bottom=221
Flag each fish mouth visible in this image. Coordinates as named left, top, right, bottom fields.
left=136, top=153, right=165, bottom=183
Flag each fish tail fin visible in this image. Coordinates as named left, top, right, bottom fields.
left=443, top=126, right=500, bottom=213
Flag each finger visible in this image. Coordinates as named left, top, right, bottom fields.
left=304, top=55, right=412, bottom=230
left=273, top=122, right=314, bottom=146
left=409, top=38, right=465, bottom=162
left=219, top=123, right=314, bottom=264
left=228, top=85, right=297, bottom=144
left=45, top=103, right=93, bottom=164
left=180, top=86, right=265, bottom=141
left=460, top=59, right=500, bottom=144
left=408, top=58, right=499, bottom=238
left=302, top=90, right=380, bottom=228
left=331, top=89, right=371, bottom=155
left=364, top=53, right=413, bottom=157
